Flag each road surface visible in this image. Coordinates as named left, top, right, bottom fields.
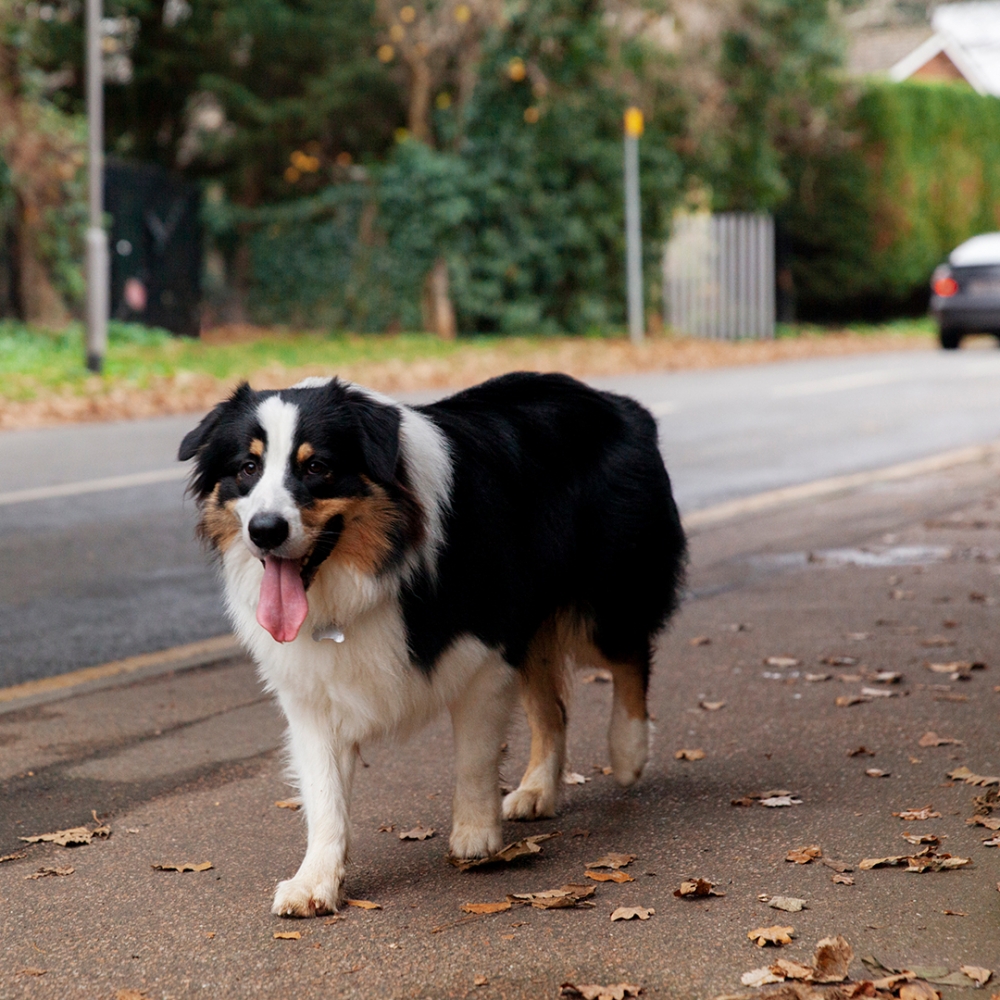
left=2, top=345, right=999, bottom=686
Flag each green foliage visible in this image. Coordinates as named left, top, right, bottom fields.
left=782, top=81, right=1000, bottom=319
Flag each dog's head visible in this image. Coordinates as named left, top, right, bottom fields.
left=179, top=378, right=418, bottom=642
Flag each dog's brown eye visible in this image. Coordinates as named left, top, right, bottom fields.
left=305, top=459, right=328, bottom=477
left=240, top=460, right=258, bottom=477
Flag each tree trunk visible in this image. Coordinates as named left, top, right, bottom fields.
left=15, top=195, right=69, bottom=326
left=422, top=256, right=456, bottom=339
left=407, top=55, right=433, bottom=142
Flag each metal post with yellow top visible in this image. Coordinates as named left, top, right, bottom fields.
left=623, top=106, right=644, bottom=345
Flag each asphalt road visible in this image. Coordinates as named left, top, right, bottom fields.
left=2, top=344, right=1000, bottom=687
left=3, top=451, right=999, bottom=999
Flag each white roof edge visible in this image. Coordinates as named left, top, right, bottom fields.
left=888, top=29, right=991, bottom=94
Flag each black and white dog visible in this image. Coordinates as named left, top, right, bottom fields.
left=179, top=372, right=686, bottom=917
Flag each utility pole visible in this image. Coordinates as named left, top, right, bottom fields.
left=85, top=0, right=108, bottom=373
left=623, top=106, right=644, bottom=346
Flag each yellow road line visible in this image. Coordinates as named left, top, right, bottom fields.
left=684, top=441, right=1000, bottom=530
left=0, top=634, right=241, bottom=704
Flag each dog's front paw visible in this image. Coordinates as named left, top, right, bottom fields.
left=449, top=820, right=503, bottom=860
left=271, top=871, right=342, bottom=918
left=502, top=784, right=558, bottom=821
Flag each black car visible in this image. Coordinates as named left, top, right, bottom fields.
left=931, top=232, right=1000, bottom=349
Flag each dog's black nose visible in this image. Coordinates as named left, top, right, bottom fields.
left=248, top=513, right=289, bottom=551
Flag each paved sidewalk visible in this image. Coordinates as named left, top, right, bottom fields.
left=2, top=454, right=1000, bottom=1000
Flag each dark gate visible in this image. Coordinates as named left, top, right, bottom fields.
left=105, top=160, right=201, bottom=335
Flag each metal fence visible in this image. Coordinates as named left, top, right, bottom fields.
left=663, top=212, right=775, bottom=339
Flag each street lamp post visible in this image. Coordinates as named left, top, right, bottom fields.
left=85, top=0, right=108, bottom=373
left=623, top=106, right=644, bottom=346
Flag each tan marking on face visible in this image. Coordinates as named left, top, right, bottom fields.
left=299, top=496, right=353, bottom=531
left=296, top=442, right=315, bottom=464
left=198, top=484, right=241, bottom=552
left=249, top=438, right=264, bottom=458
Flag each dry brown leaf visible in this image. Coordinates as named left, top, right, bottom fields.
left=836, top=695, right=870, bottom=707
left=804, top=673, right=831, bottom=682
left=563, top=771, right=588, bottom=785
left=872, top=671, right=902, bottom=684
left=742, top=967, right=785, bottom=987
left=0, top=851, right=27, bottom=863
left=785, top=845, right=822, bottom=864
left=819, top=857, right=853, bottom=873
left=898, top=982, right=940, bottom=1000
left=24, top=866, right=74, bottom=879
left=460, top=901, right=512, bottom=914
left=377, top=823, right=394, bottom=833
left=760, top=795, right=803, bottom=808
left=346, top=899, right=381, bottom=910
left=675, top=748, right=705, bottom=761
left=587, top=853, right=637, bottom=870
left=942, top=909, right=968, bottom=916
left=450, top=832, right=560, bottom=870
left=901, top=832, right=941, bottom=846
left=273, top=931, right=301, bottom=940
left=508, top=883, right=595, bottom=910
left=894, top=806, right=941, bottom=821
left=114, top=991, right=148, bottom=1000
left=731, top=796, right=756, bottom=807
left=771, top=958, right=816, bottom=980
left=847, top=746, right=875, bottom=757
left=866, top=768, right=891, bottom=778
left=830, top=874, right=854, bottom=885
left=921, top=636, right=955, bottom=648
left=275, top=799, right=301, bottom=811
left=769, top=896, right=807, bottom=912
left=700, top=701, right=726, bottom=711
left=20, top=826, right=98, bottom=846
left=959, top=966, right=991, bottom=987
left=820, top=655, right=858, bottom=666
left=918, top=732, right=962, bottom=747
left=748, top=925, right=795, bottom=947
left=151, top=861, right=213, bottom=872
left=474, top=975, right=488, bottom=987
left=690, top=636, right=711, bottom=646
left=610, top=906, right=654, bottom=921
left=560, top=983, right=642, bottom=1000
left=765, top=656, right=800, bottom=668
left=398, top=825, right=435, bottom=840
left=968, top=815, right=1000, bottom=830
left=18, top=968, right=47, bottom=976
left=587, top=870, right=635, bottom=883
left=948, top=766, right=1000, bottom=787
left=673, top=878, right=725, bottom=898
left=861, top=687, right=896, bottom=698
left=812, top=935, right=852, bottom=983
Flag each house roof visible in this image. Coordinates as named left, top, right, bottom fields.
left=888, top=1, right=1000, bottom=95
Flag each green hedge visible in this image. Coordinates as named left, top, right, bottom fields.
left=784, top=81, right=1000, bottom=320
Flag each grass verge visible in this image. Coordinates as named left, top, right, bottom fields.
left=0, top=318, right=936, bottom=430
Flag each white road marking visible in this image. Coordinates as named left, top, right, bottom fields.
left=649, top=400, right=679, bottom=416
left=771, top=369, right=916, bottom=398
left=0, top=466, right=188, bottom=507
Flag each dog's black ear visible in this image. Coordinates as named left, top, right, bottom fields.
left=349, top=394, right=402, bottom=484
left=178, top=382, right=251, bottom=461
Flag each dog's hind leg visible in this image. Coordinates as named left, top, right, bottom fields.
left=448, top=654, right=518, bottom=859
left=606, top=650, right=651, bottom=787
left=502, top=621, right=569, bottom=820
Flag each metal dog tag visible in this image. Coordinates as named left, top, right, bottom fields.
left=312, top=625, right=345, bottom=643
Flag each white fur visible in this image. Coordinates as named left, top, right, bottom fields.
left=235, top=396, right=308, bottom=559
left=502, top=749, right=563, bottom=820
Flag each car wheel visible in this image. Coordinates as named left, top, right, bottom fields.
left=939, top=328, right=962, bottom=350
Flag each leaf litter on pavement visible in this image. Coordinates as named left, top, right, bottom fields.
left=785, top=845, right=822, bottom=865
left=20, top=814, right=111, bottom=846
left=674, top=877, right=725, bottom=898
left=25, top=866, right=74, bottom=879
left=398, top=825, right=435, bottom=841
left=586, top=853, right=636, bottom=870
left=610, top=906, right=654, bottom=921
left=151, top=862, right=213, bottom=872
left=560, top=983, right=642, bottom=1000
left=449, top=832, right=560, bottom=870
left=741, top=935, right=852, bottom=988
left=747, top=926, right=796, bottom=947
left=508, top=884, right=596, bottom=910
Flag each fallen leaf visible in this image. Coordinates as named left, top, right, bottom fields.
left=894, top=806, right=941, bottom=821
left=921, top=636, right=955, bottom=648
left=969, top=815, right=1000, bottom=832
left=769, top=896, right=807, bottom=912
left=812, top=935, right=852, bottom=983
left=959, top=966, right=991, bottom=987
left=114, top=991, right=148, bottom=1000
left=377, top=823, right=394, bottom=833
left=474, top=975, right=488, bottom=987
left=460, top=901, right=512, bottom=914
left=450, top=832, right=560, bottom=870
left=563, top=770, right=589, bottom=785
left=836, top=673, right=863, bottom=682
left=741, top=967, right=785, bottom=987
left=918, top=732, right=962, bottom=747
left=785, top=845, right=822, bottom=865
left=587, top=853, right=637, bottom=870
left=346, top=899, right=381, bottom=910
left=580, top=669, right=613, bottom=683
left=860, top=843, right=970, bottom=872
left=275, top=799, right=301, bottom=811
left=901, top=833, right=941, bottom=845
left=765, top=657, right=800, bottom=668
left=948, top=766, right=1000, bottom=787
left=820, top=655, right=858, bottom=666
left=675, top=748, right=705, bottom=761
left=804, top=673, right=831, bottom=682
left=819, top=858, right=853, bottom=873
left=0, top=851, right=27, bottom=863
left=731, top=796, right=756, bottom=807
left=151, top=862, right=213, bottom=872
left=560, top=983, right=642, bottom=1000
left=772, top=957, right=816, bottom=980
left=836, top=695, right=870, bottom=707
left=690, top=636, right=711, bottom=646
left=898, top=984, right=940, bottom=1000
left=941, top=909, right=968, bottom=916
left=508, top=883, right=595, bottom=910
left=830, top=874, right=854, bottom=885
left=872, top=671, right=902, bottom=684
left=700, top=701, right=725, bottom=711
left=24, top=866, right=74, bottom=879
left=760, top=796, right=802, bottom=808
left=747, top=925, right=795, bottom=947
left=983, top=835, right=1000, bottom=847
left=861, top=687, right=896, bottom=698
left=866, top=769, right=891, bottom=778
left=398, top=826, right=435, bottom=841
left=847, top=746, right=876, bottom=757
left=610, top=906, right=654, bottom=921
left=17, top=968, right=47, bottom=976
left=588, top=870, right=634, bottom=883
left=273, top=931, right=301, bottom=940
left=19, top=826, right=101, bottom=846
left=673, top=878, right=724, bottom=898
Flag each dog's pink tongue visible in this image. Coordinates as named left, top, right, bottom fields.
left=257, top=556, right=308, bottom=643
